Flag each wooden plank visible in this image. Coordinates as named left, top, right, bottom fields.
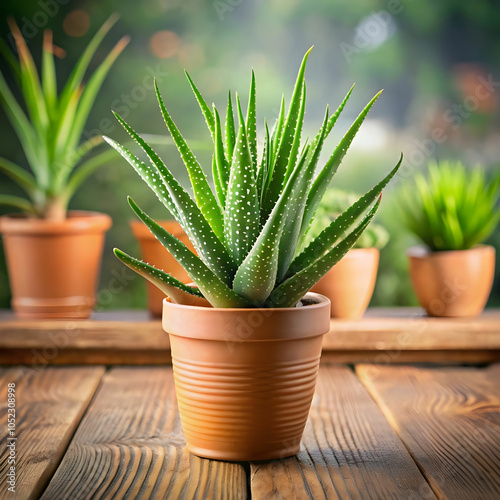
left=41, top=367, right=246, bottom=500
left=250, top=365, right=435, bottom=499
left=357, top=364, right=500, bottom=500
left=0, top=366, right=105, bottom=500
left=320, top=350, right=500, bottom=364
left=1, top=309, right=499, bottom=365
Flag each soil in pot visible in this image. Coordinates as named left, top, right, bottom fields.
left=0, top=211, right=112, bottom=319
left=311, top=248, right=379, bottom=319
left=130, top=220, right=195, bottom=317
left=162, top=292, right=331, bottom=461
left=407, top=245, right=495, bottom=317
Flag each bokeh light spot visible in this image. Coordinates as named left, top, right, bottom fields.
left=63, top=10, right=90, bottom=38
left=150, top=31, right=180, bottom=59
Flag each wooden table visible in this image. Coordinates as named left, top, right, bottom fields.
left=0, top=363, right=499, bottom=499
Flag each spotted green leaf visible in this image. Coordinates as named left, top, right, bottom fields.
left=128, top=198, right=249, bottom=308
left=267, top=198, right=381, bottom=307
left=300, top=90, right=383, bottom=237
left=155, top=79, right=223, bottom=239
left=223, top=95, right=260, bottom=264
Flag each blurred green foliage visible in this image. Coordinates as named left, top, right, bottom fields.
left=400, top=161, right=500, bottom=251
left=0, top=0, right=499, bottom=309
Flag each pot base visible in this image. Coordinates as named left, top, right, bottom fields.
left=186, top=444, right=300, bottom=462
left=12, top=296, right=95, bottom=319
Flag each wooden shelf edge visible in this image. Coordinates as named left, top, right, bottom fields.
left=1, top=308, right=499, bottom=365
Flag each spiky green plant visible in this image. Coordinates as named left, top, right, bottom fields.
left=400, top=160, right=500, bottom=251
left=106, top=49, right=402, bottom=308
left=0, top=15, right=128, bottom=220
left=303, top=189, right=390, bottom=250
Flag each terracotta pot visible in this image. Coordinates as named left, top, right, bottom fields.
left=130, top=220, right=195, bottom=317
left=0, top=211, right=111, bottom=319
left=162, top=292, right=330, bottom=461
left=311, top=248, right=379, bottom=319
left=407, top=245, right=495, bottom=317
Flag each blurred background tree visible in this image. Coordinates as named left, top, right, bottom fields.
left=1, top=0, right=499, bottom=310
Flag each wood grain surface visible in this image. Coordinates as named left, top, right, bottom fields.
left=1, top=309, right=499, bottom=365
left=357, top=364, right=500, bottom=500
left=41, top=367, right=247, bottom=500
left=250, top=365, right=435, bottom=499
left=0, top=366, right=105, bottom=500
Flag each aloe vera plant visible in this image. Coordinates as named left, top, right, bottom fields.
left=0, top=15, right=128, bottom=220
left=400, top=160, right=500, bottom=251
left=107, top=48, right=402, bottom=308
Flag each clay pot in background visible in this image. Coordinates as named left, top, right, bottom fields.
left=311, top=248, right=379, bottom=319
left=131, top=220, right=194, bottom=317
left=163, top=292, right=330, bottom=461
left=407, top=245, right=495, bottom=317
left=0, top=211, right=112, bottom=319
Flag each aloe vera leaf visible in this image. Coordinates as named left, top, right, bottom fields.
left=0, top=71, right=40, bottom=180
left=306, top=85, right=354, bottom=162
left=300, top=90, right=383, bottom=237
left=128, top=198, right=250, bottom=307
left=104, top=124, right=236, bottom=284
left=213, top=106, right=230, bottom=205
left=225, top=90, right=236, bottom=163
left=223, top=94, right=260, bottom=264
left=52, top=87, right=82, bottom=183
left=113, top=248, right=205, bottom=301
left=0, top=194, right=36, bottom=213
left=0, top=156, right=37, bottom=195
left=266, top=198, right=381, bottom=308
left=154, top=80, right=223, bottom=239
left=211, top=154, right=224, bottom=208
left=276, top=109, right=329, bottom=281
left=7, top=20, right=50, bottom=179
left=62, top=36, right=129, bottom=163
left=262, top=47, right=312, bottom=217
left=246, top=70, right=257, bottom=167
left=292, top=153, right=403, bottom=275
left=103, top=136, right=178, bottom=219
left=41, top=30, right=57, bottom=121
left=232, top=144, right=311, bottom=305
left=185, top=71, right=215, bottom=137
left=320, top=85, right=354, bottom=143
left=270, top=94, right=286, bottom=167
left=58, top=14, right=119, bottom=114
left=0, top=37, right=21, bottom=81
left=284, top=81, right=306, bottom=184
left=256, top=120, right=270, bottom=206
left=7, top=18, right=49, bottom=134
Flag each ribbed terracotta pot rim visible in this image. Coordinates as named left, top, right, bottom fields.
left=406, top=244, right=493, bottom=259
left=130, top=219, right=182, bottom=239
left=162, top=292, right=331, bottom=342
left=0, top=211, right=112, bottom=235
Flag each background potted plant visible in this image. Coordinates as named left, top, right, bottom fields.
left=106, top=48, right=402, bottom=460
left=0, top=16, right=128, bottom=318
left=308, top=189, right=389, bottom=319
left=401, top=160, right=499, bottom=317
left=130, top=219, right=195, bottom=316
